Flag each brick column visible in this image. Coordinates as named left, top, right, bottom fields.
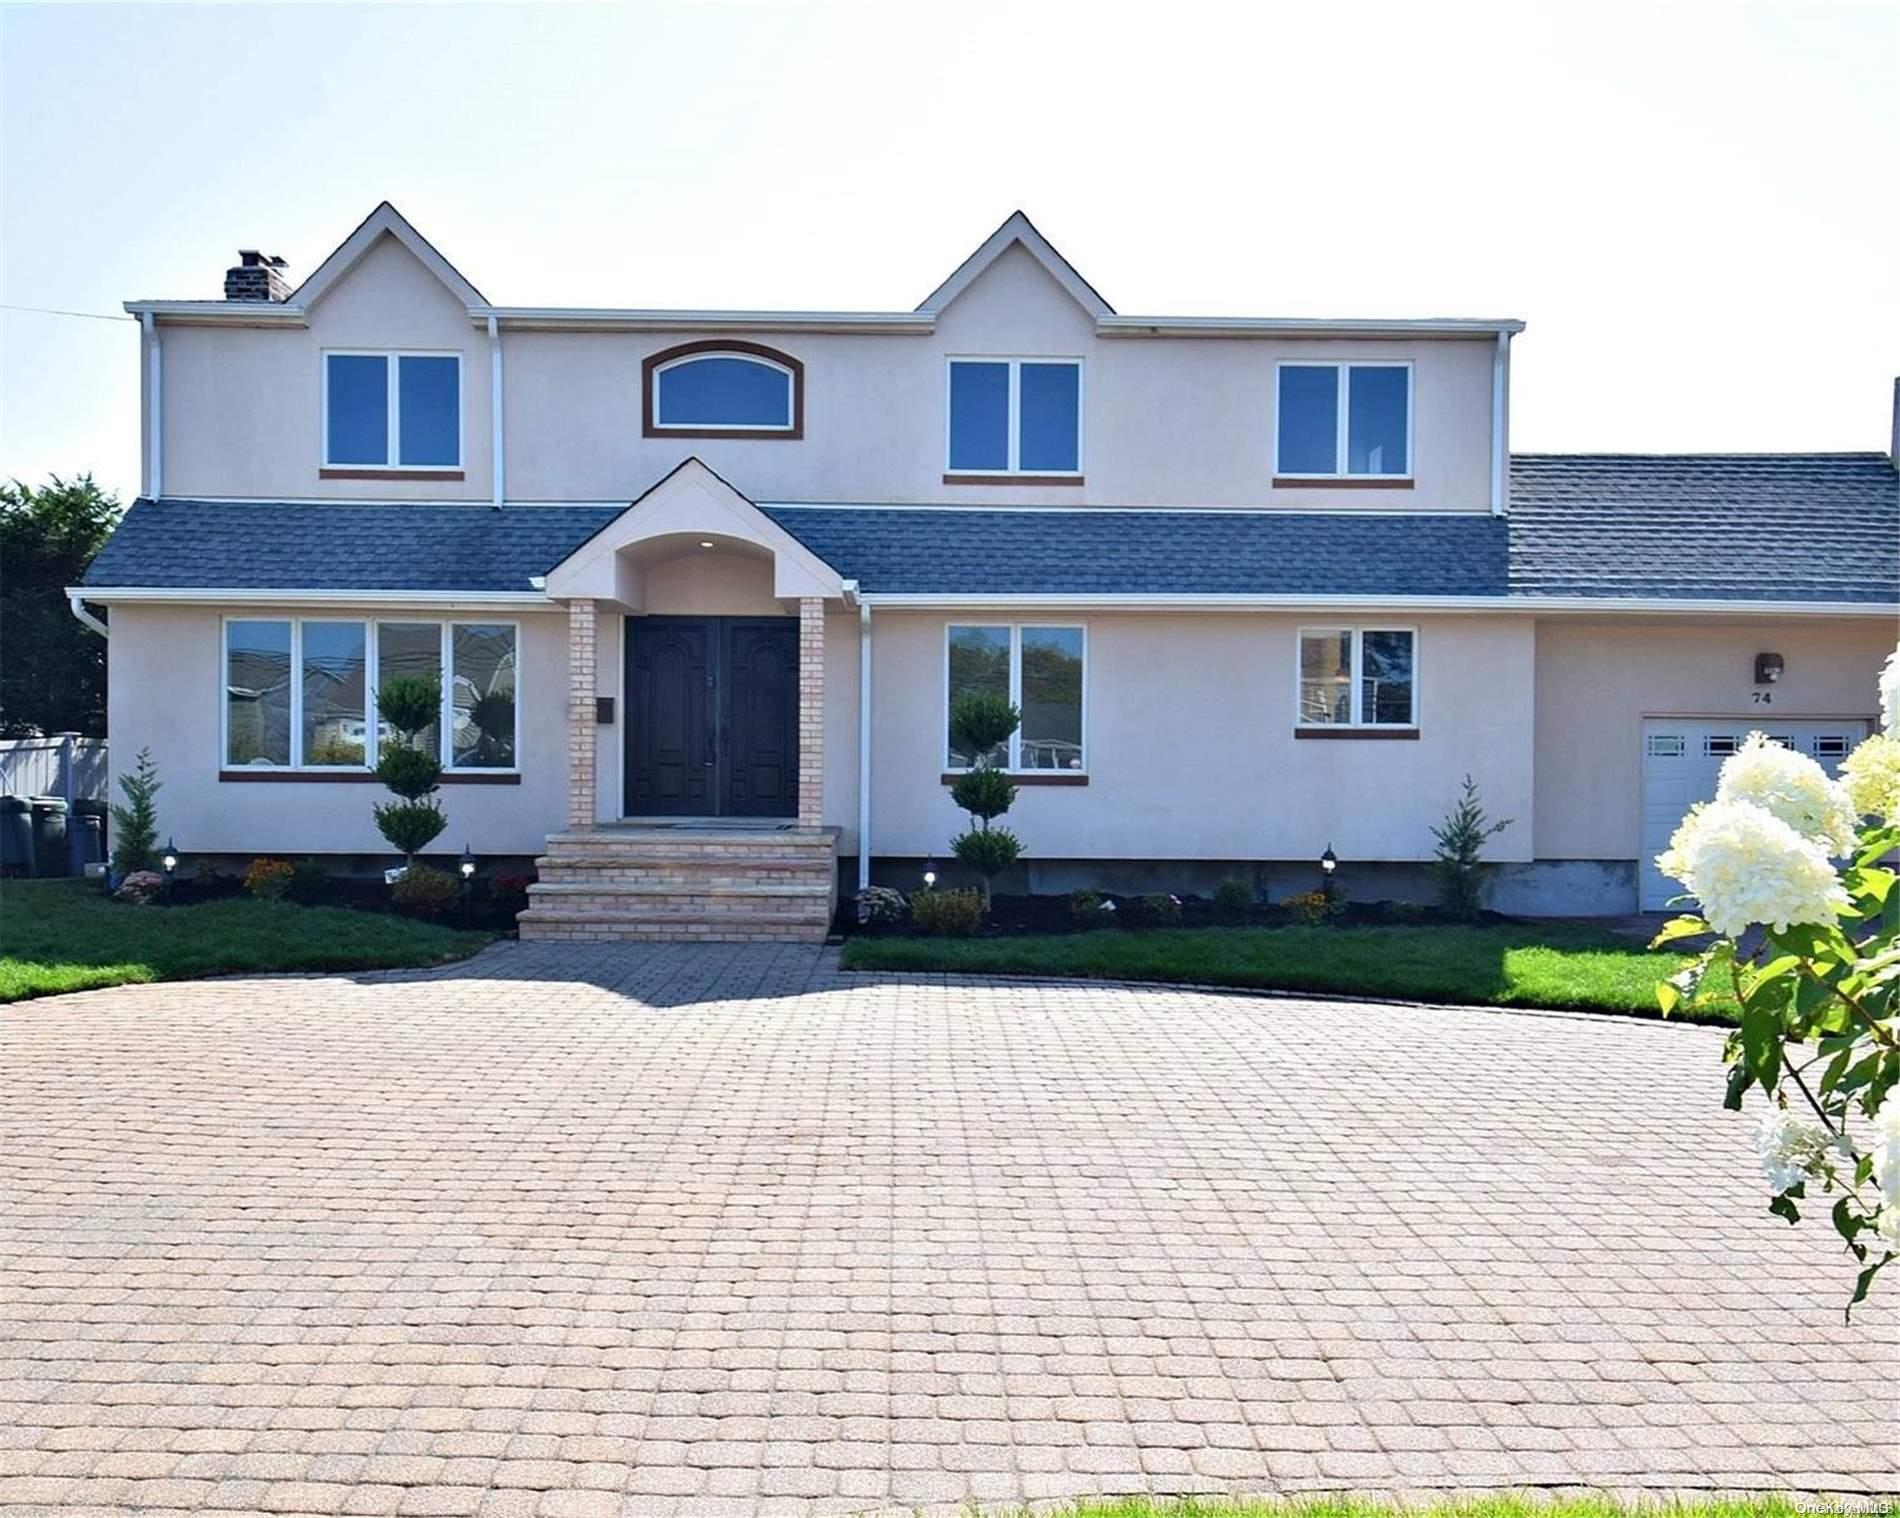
left=797, top=597, right=825, bottom=829
left=566, top=598, right=597, bottom=830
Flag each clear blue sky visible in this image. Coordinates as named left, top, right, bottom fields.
left=3, top=1, right=1895, bottom=506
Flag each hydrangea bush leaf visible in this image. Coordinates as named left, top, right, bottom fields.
left=1655, top=646, right=1900, bottom=1312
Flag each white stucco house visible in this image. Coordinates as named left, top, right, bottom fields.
left=78, top=203, right=1899, bottom=939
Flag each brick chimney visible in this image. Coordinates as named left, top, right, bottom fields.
left=224, top=249, right=291, bottom=302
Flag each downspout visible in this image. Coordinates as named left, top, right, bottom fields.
left=488, top=314, right=504, bottom=509
left=68, top=593, right=108, bottom=640
left=1489, top=330, right=1509, bottom=516
left=857, top=598, right=872, bottom=893
left=141, top=312, right=162, bottom=499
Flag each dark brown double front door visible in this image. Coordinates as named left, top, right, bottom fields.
left=624, top=617, right=799, bottom=818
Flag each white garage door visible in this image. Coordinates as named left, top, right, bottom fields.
left=1640, top=718, right=1868, bottom=911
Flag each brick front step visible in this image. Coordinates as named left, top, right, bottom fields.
left=521, top=825, right=840, bottom=944
left=516, top=908, right=830, bottom=943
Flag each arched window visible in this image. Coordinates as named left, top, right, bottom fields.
left=643, top=341, right=804, bottom=438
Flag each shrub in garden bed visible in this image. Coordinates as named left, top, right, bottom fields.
left=910, top=887, right=984, bottom=937
left=391, top=864, right=461, bottom=917
left=1119, top=893, right=1183, bottom=930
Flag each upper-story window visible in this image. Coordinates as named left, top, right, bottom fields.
left=946, top=358, right=1082, bottom=480
left=323, top=352, right=461, bottom=471
left=643, top=341, right=804, bottom=439
left=1275, top=362, right=1411, bottom=480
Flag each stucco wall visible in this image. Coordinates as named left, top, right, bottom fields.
left=1533, top=617, right=1893, bottom=859
left=160, top=235, right=493, bottom=503
left=157, top=238, right=1498, bottom=512
left=107, top=603, right=567, bottom=858
left=864, top=611, right=1537, bottom=863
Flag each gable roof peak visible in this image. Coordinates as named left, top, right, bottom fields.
left=290, top=201, right=488, bottom=310
left=916, top=210, right=1114, bottom=319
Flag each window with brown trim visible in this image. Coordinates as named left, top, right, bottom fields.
left=642, top=340, right=805, bottom=439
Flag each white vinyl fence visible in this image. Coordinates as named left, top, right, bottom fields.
left=0, top=735, right=109, bottom=802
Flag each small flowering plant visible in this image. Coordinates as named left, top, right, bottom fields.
left=1655, top=646, right=1900, bottom=1313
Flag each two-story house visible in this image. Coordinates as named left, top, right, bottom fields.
left=79, top=203, right=1899, bottom=940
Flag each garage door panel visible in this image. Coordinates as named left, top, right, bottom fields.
left=1639, top=719, right=1868, bottom=912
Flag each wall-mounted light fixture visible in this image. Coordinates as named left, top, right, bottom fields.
left=1755, top=652, right=1785, bottom=685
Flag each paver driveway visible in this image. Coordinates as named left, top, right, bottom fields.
left=3, top=943, right=1896, bottom=1518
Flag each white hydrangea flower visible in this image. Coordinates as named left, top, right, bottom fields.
left=1657, top=798, right=1850, bottom=938
left=1869, top=1092, right=1900, bottom=1214
left=1881, top=644, right=1900, bottom=735
left=1873, top=1207, right=1900, bottom=1251
left=1752, top=1108, right=1837, bottom=1194
left=1843, top=732, right=1900, bottom=824
left=1715, top=733, right=1859, bottom=856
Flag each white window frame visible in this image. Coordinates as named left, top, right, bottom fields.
left=321, top=350, right=465, bottom=469
left=220, top=616, right=519, bottom=772
left=944, top=357, right=1084, bottom=477
left=650, top=351, right=797, bottom=432
left=1273, top=361, right=1414, bottom=480
left=943, top=622, right=1088, bottom=773
left=1294, top=625, right=1419, bottom=729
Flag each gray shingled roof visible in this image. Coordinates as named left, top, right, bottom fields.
left=1509, top=453, right=1898, bottom=603
left=759, top=507, right=1506, bottom=596
left=83, top=500, right=620, bottom=592
left=83, top=453, right=1899, bottom=603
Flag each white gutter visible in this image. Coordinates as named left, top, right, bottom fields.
left=141, top=312, right=161, bottom=499
left=855, top=591, right=1899, bottom=618
left=488, top=314, right=504, bottom=509
left=1099, top=315, right=1526, bottom=339
left=68, top=586, right=552, bottom=609
left=68, top=594, right=108, bottom=639
left=857, top=600, right=873, bottom=895
left=124, top=300, right=306, bottom=327
left=1489, top=331, right=1509, bottom=516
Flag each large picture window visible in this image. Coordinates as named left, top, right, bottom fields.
left=1275, top=362, right=1411, bottom=479
left=324, top=352, right=462, bottom=469
left=947, top=358, right=1082, bottom=477
left=223, top=618, right=517, bottom=771
left=1297, top=627, right=1416, bottom=728
left=946, top=624, right=1086, bottom=772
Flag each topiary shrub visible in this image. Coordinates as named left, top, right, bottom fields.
left=910, top=887, right=984, bottom=937
left=1120, top=892, right=1183, bottom=930
left=390, top=863, right=460, bottom=917
left=376, top=676, right=441, bottom=739
left=243, top=857, right=295, bottom=901
left=855, top=885, right=908, bottom=926
left=1212, top=876, right=1253, bottom=920
left=373, top=677, right=447, bottom=865
left=375, top=745, right=441, bottom=800
left=946, top=693, right=1023, bottom=912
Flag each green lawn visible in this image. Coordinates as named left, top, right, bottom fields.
left=841, top=922, right=1731, bottom=1022
left=0, top=878, right=493, bottom=1003
left=1033, top=1500, right=1875, bottom=1518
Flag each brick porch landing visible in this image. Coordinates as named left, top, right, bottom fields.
left=518, top=825, right=840, bottom=942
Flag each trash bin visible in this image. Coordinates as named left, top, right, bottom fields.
left=0, top=796, right=32, bottom=877
left=72, top=798, right=108, bottom=870
left=29, top=796, right=68, bottom=878
left=69, top=805, right=105, bottom=872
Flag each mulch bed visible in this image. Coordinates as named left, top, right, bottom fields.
left=839, top=890, right=1503, bottom=939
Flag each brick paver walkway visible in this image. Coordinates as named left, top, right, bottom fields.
left=3, top=944, right=1895, bottom=1516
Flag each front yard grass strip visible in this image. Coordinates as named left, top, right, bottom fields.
left=0, top=878, right=493, bottom=1003
left=1033, top=1499, right=1880, bottom=1518
left=841, top=922, right=1736, bottom=1024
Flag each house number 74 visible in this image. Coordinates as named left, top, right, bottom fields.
left=1752, top=691, right=1773, bottom=704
